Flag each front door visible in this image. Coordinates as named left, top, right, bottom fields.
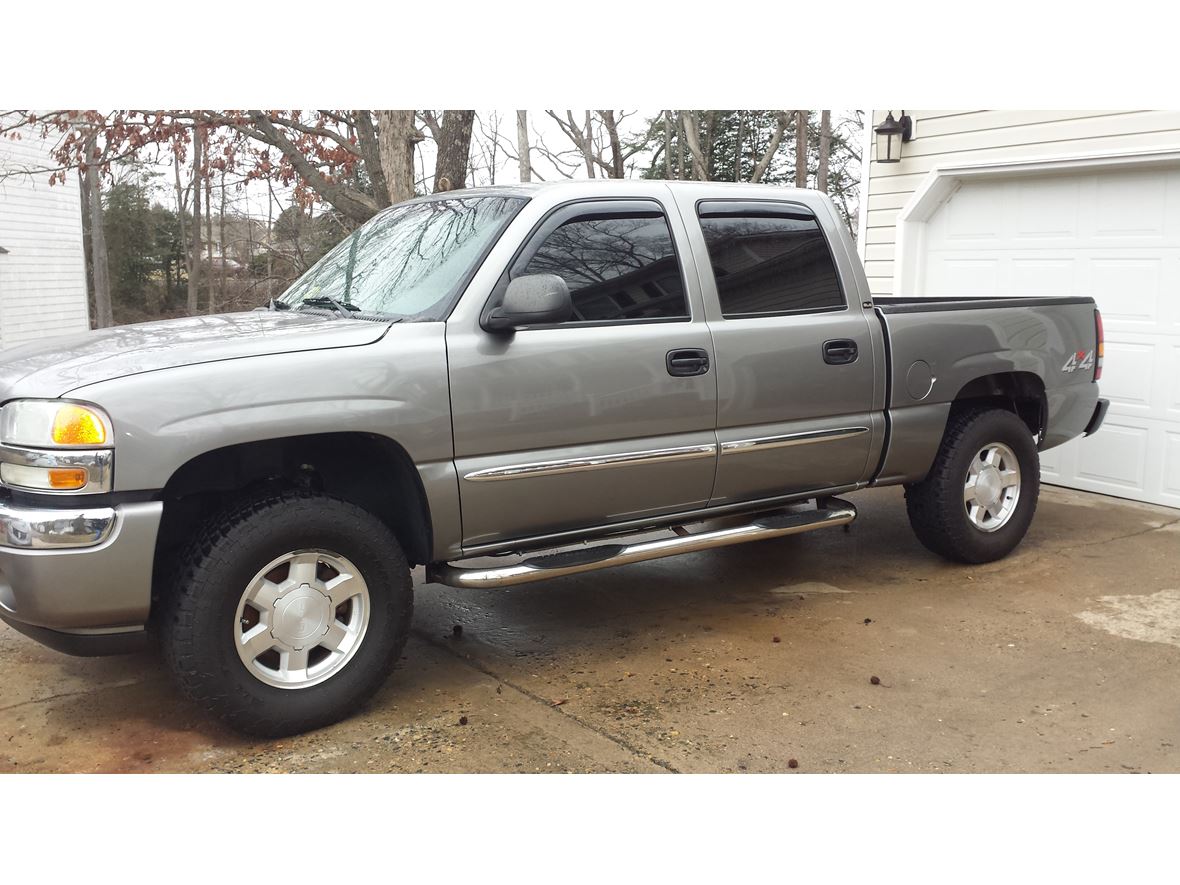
left=447, top=197, right=718, bottom=549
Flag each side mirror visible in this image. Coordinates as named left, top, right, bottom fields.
left=483, top=274, right=572, bottom=332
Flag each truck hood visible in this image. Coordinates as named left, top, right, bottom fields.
left=0, top=311, right=390, bottom=399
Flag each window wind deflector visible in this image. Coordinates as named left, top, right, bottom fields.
left=697, top=200, right=817, bottom=221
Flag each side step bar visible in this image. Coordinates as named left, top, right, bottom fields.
left=428, top=497, right=857, bottom=589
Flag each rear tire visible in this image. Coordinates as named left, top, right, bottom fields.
left=161, top=490, right=413, bottom=737
left=905, top=408, right=1040, bottom=564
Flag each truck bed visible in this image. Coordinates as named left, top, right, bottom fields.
left=869, top=294, right=1101, bottom=485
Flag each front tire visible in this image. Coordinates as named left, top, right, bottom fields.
left=161, top=491, right=413, bottom=736
left=905, top=408, right=1040, bottom=564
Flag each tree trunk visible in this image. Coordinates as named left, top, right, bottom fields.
left=702, top=111, right=717, bottom=179
left=433, top=110, right=475, bottom=192
left=516, top=110, right=531, bottom=183
left=581, top=111, right=595, bottom=178
left=734, top=111, right=745, bottom=182
left=84, top=138, right=114, bottom=329
left=679, top=112, right=708, bottom=181
left=218, top=168, right=227, bottom=312
left=187, top=129, right=202, bottom=315
left=750, top=112, right=789, bottom=184
left=676, top=113, right=686, bottom=181
left=600, top=110, right=625, bottom=178
left=266, top=181, right=275, bottom=300
left=664, top=111, right=673, bottom=180
left=795, top=110, right=809, bottom=188
left=817, top=110, right=832, bottom=194
left=377, top=111, right=419, bottom=204
left=205, top=168, right=214, bottom=313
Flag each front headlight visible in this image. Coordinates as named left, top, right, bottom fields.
left=0, top=400, right=114, bottom=493
left=0, top=400, right=113, bottom=448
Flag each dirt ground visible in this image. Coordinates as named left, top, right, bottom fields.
left=2, top=485, right=1178, bottom=774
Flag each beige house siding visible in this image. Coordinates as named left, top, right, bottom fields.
left=860, top=110, right=1180, bottom=295
left=0, top=130, right=90, bottom=350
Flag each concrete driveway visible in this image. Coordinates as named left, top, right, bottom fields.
left=2, top=485, right=1178, bottom=773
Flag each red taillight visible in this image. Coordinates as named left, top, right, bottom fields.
left=1094, top=309, right=1104, bottom=381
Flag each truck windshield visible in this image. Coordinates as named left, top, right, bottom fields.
left=277, top=195, right=525, bottom=320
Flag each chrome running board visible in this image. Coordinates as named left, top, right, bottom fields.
left=428, top=497, right=857, bottom=589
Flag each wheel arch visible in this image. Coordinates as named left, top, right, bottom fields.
left=152, top=432, right=434, bottom=598
left=950, top=371, right=1047, bottom=441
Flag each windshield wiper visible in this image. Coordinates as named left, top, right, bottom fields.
left=299, top=295, right=364, bottom=318
left=267, top=298, right=291, bottom=311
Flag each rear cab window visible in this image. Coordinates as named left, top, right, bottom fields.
left=696, top=201, right=846, bottom=318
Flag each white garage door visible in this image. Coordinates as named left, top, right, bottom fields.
left=917, top=165, right=1180, bottom=508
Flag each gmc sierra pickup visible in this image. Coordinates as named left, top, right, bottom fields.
left=0, top=181, right=1107, bottom=735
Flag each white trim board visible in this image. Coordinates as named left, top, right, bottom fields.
left=856, top=109, right=874, bottom=259
left=891, top=145, right=1180, bottom=295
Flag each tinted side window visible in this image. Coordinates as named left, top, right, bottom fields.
left=520, top=213, right=688, bottom=322
left=698, top=214, right=845, bottom=317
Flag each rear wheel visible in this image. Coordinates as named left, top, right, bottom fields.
left=162, top=491, right=413, bottom=736
left=905, top=408, right=1040, bottom=563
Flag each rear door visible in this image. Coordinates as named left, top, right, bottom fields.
left=446, top=195, right=718, bottom=549
left=681, top=198, right=879, bottom=505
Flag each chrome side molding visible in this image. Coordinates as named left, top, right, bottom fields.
left=720, top=426, right=869, bottom=455
left=463, top=443, right=717, bottom=483
left=428, top=497, right=857, bottom=589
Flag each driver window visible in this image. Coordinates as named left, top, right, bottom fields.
left=519, top=212, right=689, bottom=322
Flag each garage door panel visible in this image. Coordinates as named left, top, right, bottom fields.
left=1090, top=257, right=1162, bottom=325
left=1095, top=173, right=1168, bottom=237
left=1170, top=347, right=1180, bottom=417
left=1165, top=433, right=1180, bottom=500
left=918, top=166, right=1180, bottom=507
left=1010, top=258, right=1076, bottom=295
left=942, top=185, right=1005, bottom=241
left=1074, top=423, right=1148, bottom=491
left=1100, top=341, right=1155, bottom=413
left=1015, top=178, right=1080, bottom=240
left=925, top=257, right=999, bottom=295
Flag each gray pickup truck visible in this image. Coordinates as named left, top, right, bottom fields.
left=0, top=181, right=1107, bottom=735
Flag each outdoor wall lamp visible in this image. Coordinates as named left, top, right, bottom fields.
left=874, top=111, right=913, bottom=163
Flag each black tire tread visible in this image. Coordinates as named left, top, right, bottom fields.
left=161, top=489, right=412, bottom=737
left=905, top=407, right=1039, bottom=564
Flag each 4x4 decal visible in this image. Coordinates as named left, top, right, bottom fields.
left=1062, top=350, right=1095, bottom=373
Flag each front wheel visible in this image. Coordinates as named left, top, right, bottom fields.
left=161, top=491, right=413, bottom=736
left=905, top=408, right=1040, bottom=564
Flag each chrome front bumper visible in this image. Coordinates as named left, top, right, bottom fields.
left=0, top=502, right=118, bottom=549
left=0, top=500, right=163, bottom=637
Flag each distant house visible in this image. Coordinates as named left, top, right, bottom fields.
left=0, top=129, right=90, bottom=350
left=859, top=111, right=1180, bottom=509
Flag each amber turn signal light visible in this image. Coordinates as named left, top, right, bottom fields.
left=48, top=467, right=89, bottom=489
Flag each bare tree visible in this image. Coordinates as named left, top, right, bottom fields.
left=516, top=111, right=531, bottom=183
left=204, top=167, right=214, bottom=312
left=188, top=127, right=202, bottom=314
left=544, top=110, right=654, bottom=180
left=664, top=111, right=674, bottom=180
left=750, top=112, right=790, bottom=184
left=795, top=110, right=809, bottom=188
left=81, top=132, right=113, bottom=328
left=733, top=111, right=745, bottom=182
left=422, top=110, right=475, bottom=191
left=817, top=110, right=831, bottom=193
left=377, top=110, right=420, bottom=204
left=679, top=111, right=708, bottom=181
